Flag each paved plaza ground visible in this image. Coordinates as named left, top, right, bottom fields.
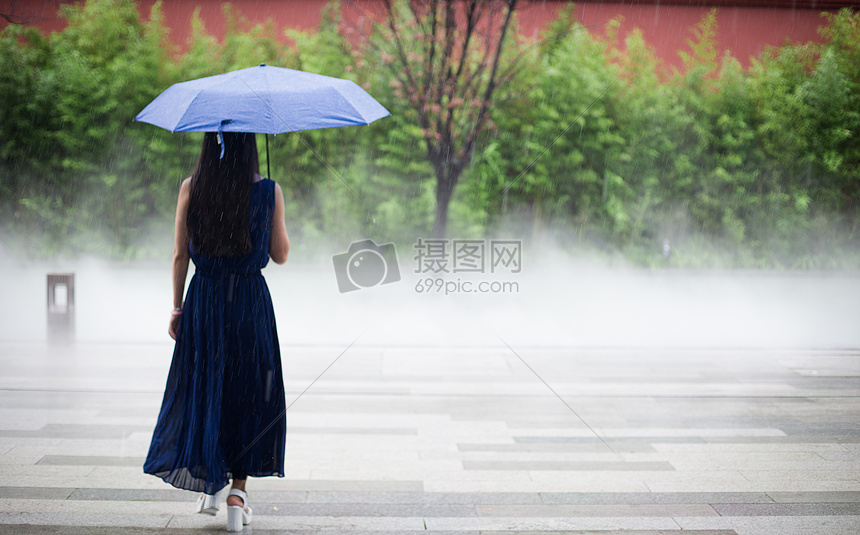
left=0, top=340, right=858, bottom=534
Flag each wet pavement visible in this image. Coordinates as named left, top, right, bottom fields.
left=0, top=340, right=858, bottom=534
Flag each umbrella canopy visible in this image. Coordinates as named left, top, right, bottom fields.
left=134, top=63, right=389, bottom=134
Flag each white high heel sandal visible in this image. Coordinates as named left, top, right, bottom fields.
left=195, top=488, right=223, bottom=516
left=226, top=488, right=252, bottom=532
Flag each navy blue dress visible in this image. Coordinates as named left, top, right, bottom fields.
left=144, top=178, right=286, bottom=494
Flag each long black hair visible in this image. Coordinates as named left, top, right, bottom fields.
left=187, top=132, right=260, bottom=257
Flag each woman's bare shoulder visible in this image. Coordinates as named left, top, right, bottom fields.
left=177, top=177, right=192, bottom=208
left=178, top=177, right=193, bottom=197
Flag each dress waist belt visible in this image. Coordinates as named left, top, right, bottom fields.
left=195, top=268, right=262, bottom=280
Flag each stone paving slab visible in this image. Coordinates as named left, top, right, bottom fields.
left=472, top=504, right=720, bottom=517
left=767, top=491, right=860, bottom=503
left=515, top=436, right=709, bottom=444
left=257, top=502, right=477, bottom=517
left=301, top=491, right=543, bottom=504
left=706, top=436, right=860, bottom=444
left=459, top=442, right=657, bottom=452
left=0, top=512, right=172, bottom=528
left=0, top=487, right=75, bottom=500
left=712, top=503, right=860, bottom=516
left=463, top=461, right=675, bottom=471
left=423, top=517, right=685, bottom=530
left=675, top=515, right=860, bottom=535
left=66, top=487, right=304, bottom=503
left=537, top=492, right=774, bottom=505
left=166, top=513, right=427, bottom=530
left=819, top=451, right=860, bottom=461
left=0, top=424, right=151, bottom=439
left=37, top=455, right=147, bottom=467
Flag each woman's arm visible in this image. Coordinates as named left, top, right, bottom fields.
left=269, top=182, right=290, bottom=264
left=169, top=177, right=192, bottom=339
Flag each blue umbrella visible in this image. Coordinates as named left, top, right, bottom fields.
left=134, top=63, right=389, bottom=175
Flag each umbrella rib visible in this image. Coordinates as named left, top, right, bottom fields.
left=238, top=77, right=365, bottom=202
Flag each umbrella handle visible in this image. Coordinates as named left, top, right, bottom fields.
left=217, top=120, right=231, bottom=159
left=266, top=134, right=271, bottom=180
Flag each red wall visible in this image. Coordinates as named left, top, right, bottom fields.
left=0, top=0, right=848, bottom=71
left=522, top=2, right=835, bottom=70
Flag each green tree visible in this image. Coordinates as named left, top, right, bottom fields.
left=356, top=0, right=525, bottom=238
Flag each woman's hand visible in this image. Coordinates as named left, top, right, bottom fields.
left=168, top=311, right=181, bottom=340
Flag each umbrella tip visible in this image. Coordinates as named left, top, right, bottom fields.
left=260, top=63, right=266, bottom=67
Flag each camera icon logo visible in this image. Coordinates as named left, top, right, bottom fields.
left=332, top=239, right=401, bottom=293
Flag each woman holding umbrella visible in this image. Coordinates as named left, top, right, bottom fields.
left=135, top=63, right=386, bottom=532
left=144, top=131, right=290, bottom=532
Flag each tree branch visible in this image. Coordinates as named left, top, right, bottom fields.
left=462, top=0, right=517, bottom=160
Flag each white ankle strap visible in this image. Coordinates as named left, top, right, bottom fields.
left=228, top=488, right=247, bottom=501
